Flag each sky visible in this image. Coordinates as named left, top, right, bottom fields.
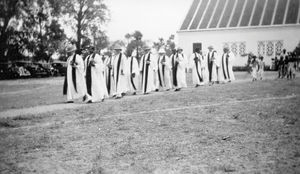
left=104, top=0, right=192, bottom=43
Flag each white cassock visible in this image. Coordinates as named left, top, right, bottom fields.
left=103, top=56, right=114, bottom=96
left=215, top=53, right=225, bottom=82
left=63, top=54, right=87, bottom=101
left=221, top=51, right=235, bottom=82
left=153, top=55, right=160, bottom=90
left=202, top=52, right=209, bottom=84
left=176, top=53, right=187, bottom=88
left=189, top=52, right=204, bottom=86
left=112, top=53, right=127, bottom=97
left=158, top=55, right=172, bottom=90
left=127, top=56, right=140, bottom=93
left=85, top=53, right=108, bottom=102
left=140, top=52, right=155, bottom=94
left=207, top=50, right=218, bottom=82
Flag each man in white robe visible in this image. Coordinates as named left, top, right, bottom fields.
left=189, top=48, right=204, bottom=87
left=221, top=47, right=236, bottom=82
left=84, top=47, right=108, bottom=103
left=175, top=47, right=187, bottom=91
left=112, top=46, right=127, bottom=99
left=140, top=46, right=155, bottom=94
left=63, top=46, right=89, bottom=103
left=207, top=46, right=218, bottom=85
left=103, top=54, right=115, bottom=97
left=127, top=49, right=140, bottom=95
left=157, top=48, right=172, bottom=90
left=170, top=49, right=178, bottom=89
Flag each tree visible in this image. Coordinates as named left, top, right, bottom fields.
left=60, top=0, right=109, bottom=51
left=153, top=37, right=165, bottom=51
left=0, top=0, right=31, bottom=61
left=125, top=33, right=131, bottom=45
left=125, top=30, right=144, bottom=58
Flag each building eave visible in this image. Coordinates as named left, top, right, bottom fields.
left=177, top=24, right=300, bottom=33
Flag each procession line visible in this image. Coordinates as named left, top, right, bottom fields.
left=3, top=94, right=297, bottom=130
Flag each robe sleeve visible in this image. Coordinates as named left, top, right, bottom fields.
left=76, top=55, right=85, bottom=75
left=94, top=54, right=104, bottom=74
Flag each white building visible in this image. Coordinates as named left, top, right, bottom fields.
left=177, top=0, right=300, bottom=66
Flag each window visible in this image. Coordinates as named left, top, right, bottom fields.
left=223, top=42, right=246, bottom=56
left=257, top=40, right=284, bottom=57
left=266, top=41, right=274, bottom=56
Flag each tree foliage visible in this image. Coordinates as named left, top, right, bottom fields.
left=60, top=0, right=109, bottom=51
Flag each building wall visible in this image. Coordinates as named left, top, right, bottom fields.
left=177, top=26, right=300, bottom=66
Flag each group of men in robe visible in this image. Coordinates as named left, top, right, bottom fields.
left=190, top=46, right=235, bottom=87
left=63, top=44, right=235, bottom=103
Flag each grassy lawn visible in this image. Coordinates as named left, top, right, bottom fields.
left=0, top=72, right=299, bottom=173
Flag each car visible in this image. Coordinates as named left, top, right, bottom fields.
left=51, top=61, right=67, bottom=76
left=0, top=62, right=31, bottom=79
left=15, top=61, right=50, bottom=77
left=34, top=62, right=58, bottom=76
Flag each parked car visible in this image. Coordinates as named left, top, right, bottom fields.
left=34, top=62, right=58, bottom=76
left=15, top=61, right=50, bottom=77
left=51, top=61, right=67, bottom=76
left=0, top=62, right=31, bottom=79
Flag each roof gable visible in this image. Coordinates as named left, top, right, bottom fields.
left=179, top=0, right=300, bottom=31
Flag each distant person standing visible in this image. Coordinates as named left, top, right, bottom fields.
left=175, top=47, right=187, bottom=91
left=278, top=56, right=285, bottom=78
left=287, top=52, right=297, bottom=80
left=63, top=45, right=89, bottom=103
left=250, top=56, right=259, bottom=81
left=221, top=47, right=235, bottom=82
left=257, top=56, right=265, bottom=80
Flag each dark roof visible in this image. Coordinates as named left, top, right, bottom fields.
left=179, top=0, right=300, bottom=31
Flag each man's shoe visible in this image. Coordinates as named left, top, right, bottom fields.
left=67, top=101, right=74, bottom=103
left=155, top=89, right=159, bottom=92
left=132, top=92, right=136, bottom=95
left=87, top=100, right=93, bottom=103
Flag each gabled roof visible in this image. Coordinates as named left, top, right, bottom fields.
left=179, top=0, right=300, bottom=31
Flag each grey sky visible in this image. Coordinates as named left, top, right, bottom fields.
left=104, top=0, right=192, bottom=42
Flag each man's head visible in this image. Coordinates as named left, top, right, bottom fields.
left=194, top=48, right=200, bottom=53
left=144, top=45, right=151, bottom=53
left=66, top=45, right=76, bottom=57
left=177, top=47, right=183, bottom=53
left=208, top=46, right=214, bottom=51
left=158, top=48, right=166, bottom=56
left=223, top=47, right=229, bottom=53
left=89, top=46, right=95, bottom=54
left=283, top=49, right=286, bottom=54
left=114, top=45, right=122, bottom=54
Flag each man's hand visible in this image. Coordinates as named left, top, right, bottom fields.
left=121, top=70, right=124, bottom=75
left=131, top=73, right=135, bottom=78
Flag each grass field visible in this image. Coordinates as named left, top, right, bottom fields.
left=0, top=72, right=299, bottom=173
